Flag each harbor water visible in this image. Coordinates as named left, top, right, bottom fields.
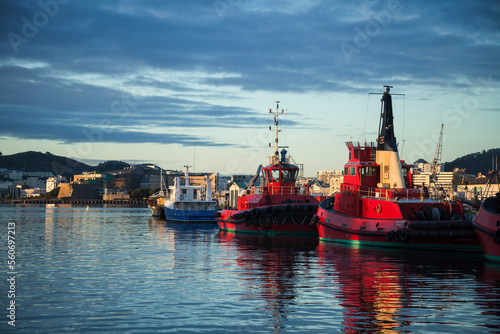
left=2, top=205, right=500, bottom=333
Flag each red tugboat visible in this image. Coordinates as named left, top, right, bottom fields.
left=315, top=86, right=480, bottom=251
left=473, top=192, right=500, bottom=261
left=216, top=102, right=324, bottom=235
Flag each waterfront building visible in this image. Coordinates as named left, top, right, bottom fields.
left=103, top=188, right=130, bottom=201
left=317, top=170, right=343, bottom=183
left=228, top=181, right=247, bottom=209
left=456, top=173, right=500, bottom=202
left=46, top=175, right=67, bottom=192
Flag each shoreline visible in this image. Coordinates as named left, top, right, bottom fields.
left=0, top=199, right=148, bottom=206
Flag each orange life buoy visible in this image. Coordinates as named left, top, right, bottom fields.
left=375, top=204, right=382, bottom=214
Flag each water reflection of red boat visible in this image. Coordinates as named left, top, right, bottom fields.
left=317, top=243, right=410, bottom=332
left=473, top=193, right=500, bottom=261
left=217, top=231, right=318, bottom=330
left=217, top=102, right=324, bottom=235
left=316, top=86, right=480, bottom=252
left=316, top=242, right=491, bottom=332
left=475, top=262, right=500, bottom=328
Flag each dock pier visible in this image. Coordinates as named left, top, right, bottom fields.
left=3, top=199, right=148, bottom=206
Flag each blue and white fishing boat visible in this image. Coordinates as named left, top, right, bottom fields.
left=164, top=166, right=217, bottom=223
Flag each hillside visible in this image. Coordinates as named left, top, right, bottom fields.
left=443, top=148, right=500, bottom=175
left=0, top=151, right=93, bottom=178
left=94, top=160, right=130, bottom=172
left=1, top=148, right=498, bottom=179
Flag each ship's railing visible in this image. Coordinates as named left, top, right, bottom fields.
left=353, top=186, right=426, bottom=201
left=249, top=186, right=306, bottom=196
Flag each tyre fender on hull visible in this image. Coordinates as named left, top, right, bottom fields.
left=232, top=212, right=244, bottom=220
left=421, top=205, right=432, bottom=220
left=305, top=204, right=318, bottom=215
left=395, top=228, right=409, bottom=242
left=494, top=228, right=500, bottom=245
left=250, top=208, right=260, bottom=219
left=283, top=205, right=296, bottom=216
left=265, top=206, right=276, bottom=217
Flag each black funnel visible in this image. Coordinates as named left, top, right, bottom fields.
left=377, top=86, right=398, bottom=152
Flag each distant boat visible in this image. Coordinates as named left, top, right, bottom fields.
left=163, top=166, right=217, bottom=223
left=148, top=169, right=167, bottom=218
left=315, top=86, right=480, bottom=252
left=216, top=101, right=325, bottom=235
left=473, top=192, right=500, bottom=261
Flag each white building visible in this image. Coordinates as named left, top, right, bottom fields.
left=46, top=175, right=67, bottom=192
left=412, top=171, right=454, bottom=189
left=228, top=181, right=246, bottom=209
left=456, top=175, right=500, bottom=202
left=329, top=175, right=344, bottom=194
left=317, top=170, right=343, bottom=183
left=24, top=188, right=45, bottom=197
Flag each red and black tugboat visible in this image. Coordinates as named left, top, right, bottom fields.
left=473, top=192, right=500, bottom=261
left=315, top=86, right=480, bottom=251
left=216, top=102, right=324, bottom=235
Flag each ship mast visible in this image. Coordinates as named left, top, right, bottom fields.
left=183, top=165, right=192, bottom=185
left=269, top=101, right=286, bottom=164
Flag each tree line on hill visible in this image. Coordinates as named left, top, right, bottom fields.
left=443, top=148, right=500, bottom=175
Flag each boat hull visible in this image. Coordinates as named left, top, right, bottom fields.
left=473, top=196, right=500, bottom=261
left=147, top=197, right=166, bottom=218
left=316, top=201, right=480, bottom=252
left=165, top=207, right=217, bottom=223
left=148, top=204, right=165, bottom=218
left=217, top=204, right=318, bottom=235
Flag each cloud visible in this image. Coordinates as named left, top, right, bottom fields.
left=0, top=0, right=499, bottom=152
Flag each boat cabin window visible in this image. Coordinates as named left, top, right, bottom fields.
left=272, top=169, right=280, bottom=182
left=268, top=168, right=298, bottom=183
left=281, top=169, right=298, bottom=183
left=344, top=167, right=357, bottom=176
left=282, top=169, right=291, bottom=183
left=264, top=170, right=270, bottom=183
left=366, top=167, right=377, bottom=176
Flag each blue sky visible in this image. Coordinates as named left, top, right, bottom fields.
left=1, top=0, right=499, bottom=176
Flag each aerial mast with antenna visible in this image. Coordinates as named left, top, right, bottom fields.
left=269, top=101, right=286, bottom=164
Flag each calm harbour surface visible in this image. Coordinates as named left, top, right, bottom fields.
left=2, top=205, right=500, bottom=333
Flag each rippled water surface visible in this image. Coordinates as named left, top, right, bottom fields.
left=2, top=205, right=500, bottom=333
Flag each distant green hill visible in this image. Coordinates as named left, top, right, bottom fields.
left=444, top=148, right=500, bottom=175
left=0, top=151, right=93, bottom=178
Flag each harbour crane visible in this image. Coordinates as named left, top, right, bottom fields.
left=431, top=124, right=444, bottom=180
